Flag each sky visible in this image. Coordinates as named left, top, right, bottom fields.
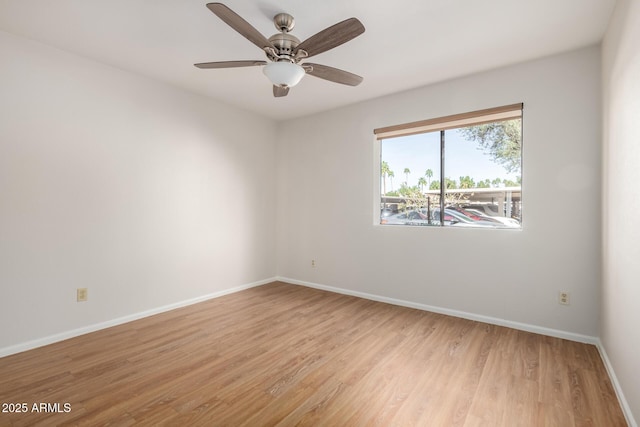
left=380, top=128, right=520, bottom=189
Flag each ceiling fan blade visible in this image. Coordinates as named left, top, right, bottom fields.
left=195, top=60, right=267, bottom=69
left=206, top=3, right=275, bottom=51
left=304, top=63, right=363, bottom=86
left=273, top=85, right=290, bottom=97
left=294, top=18, right=365, bottom=59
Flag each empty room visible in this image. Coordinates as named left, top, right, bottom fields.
left=0, top=0, right=638, bottom=425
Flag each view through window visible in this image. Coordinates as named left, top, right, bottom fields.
left=375, top=104, right=523, bottom=229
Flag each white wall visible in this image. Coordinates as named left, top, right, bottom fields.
left=0, top=31, right=277, bottom=350
left=602, top=0, right=640, bottom=423
left=277, top=46, right=602, bottom=337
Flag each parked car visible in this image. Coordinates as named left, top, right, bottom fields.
left=447, top=205, right=497, bottom=222
left=464, top=208, right=520, bottom=228
left=381, top=210, right=434, bottom=226
left=461, top=204, right=500, bottom=217
left=428, top=207, right=501, bottom=228
left=380, top=208, right=395, bottom=218
left=462, top=203, right=521, bottom=224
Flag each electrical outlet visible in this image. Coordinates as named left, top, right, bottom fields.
left=77, top=288, right=88, bottom=302
left=311, top=259, right=316, bottom=268
left=558, top=291, right=570, bottom=305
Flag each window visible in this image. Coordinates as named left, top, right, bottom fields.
left=375, top=104, right=523, bottom=229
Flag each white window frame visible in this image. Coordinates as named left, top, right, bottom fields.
left=373, top=103, right=523, bottom=228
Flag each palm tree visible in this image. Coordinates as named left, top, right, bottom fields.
left=459, top=175, right=475, bottom=189
left=388, top=170, right=395, bottom=191
left=381, top=161, right=390, bottom=195
left=418, top=177, right=427, bottom=192
left=425, top=169, right=433, bottom=188
left=403, top=168, right=411, bottom=186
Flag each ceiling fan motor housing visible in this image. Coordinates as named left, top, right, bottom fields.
left=267, top=32, right=300, bottom=61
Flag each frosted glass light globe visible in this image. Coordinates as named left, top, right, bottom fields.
left=263, top=62, right=305, bottom=87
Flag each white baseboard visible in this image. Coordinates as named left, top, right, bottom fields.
left=277, top=276, right=598, bottom=344
left=0, top=277, right=276, bottom=358
left=595, top=340, right=638, bottom=427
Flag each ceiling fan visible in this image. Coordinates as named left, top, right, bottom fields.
left=195, top=3, right=365, bottom=97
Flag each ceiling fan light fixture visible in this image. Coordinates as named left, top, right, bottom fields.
left=263, top=61, right=305, bottom=88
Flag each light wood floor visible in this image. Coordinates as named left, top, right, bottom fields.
left=0, top=282, right=626, bottom=426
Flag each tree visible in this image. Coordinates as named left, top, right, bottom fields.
left=459, top=176, right=475, bottom=189
left=381, top=161, right=390, bottom=195
left=388, top=170, right=395, bottom=192
left=398, top=183, right=412, bottom=196
left=459, top=119, right=522, bottom=174
left=425, top=169, right=433, bottom=188
left=491, top=177, right=502, bottom=188
left=430, top=178, right=463, bottom=190
left=477, top=179, right=491, bottom=188
left=418, top=177, right=427, bottom=192
left=403, top=167, right=411, bottom=186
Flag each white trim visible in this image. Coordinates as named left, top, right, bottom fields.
left=0, top=277, right=276, bottom=358
left=277, top=276, right=598, bottom=344
left=373, top=134, right=382, bottom=226
left=595, top=339, right=638, bottom=427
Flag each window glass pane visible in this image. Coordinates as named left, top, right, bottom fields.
left=380, top=132, right=441, bottom=226
left=443, top=119, right=522, bottom=228
left=377, top=106, right=522, bottom=230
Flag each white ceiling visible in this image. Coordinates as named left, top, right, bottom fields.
left=0, top=0, right=616, bottom=120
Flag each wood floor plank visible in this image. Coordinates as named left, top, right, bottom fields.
left=0, top=282, right=627, bottom=426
